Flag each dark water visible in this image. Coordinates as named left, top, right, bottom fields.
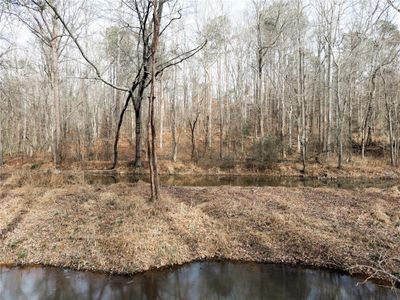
left=84, top=173, right=400, bottom=190
left=0, top=262, right=397, bottom=300
left=1, top=171, right=398, bottom=189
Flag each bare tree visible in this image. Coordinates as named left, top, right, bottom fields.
left=6, top=0, right=75, bottom=167
left=146, top=0, right=162, bottom=201
left=43, top=0, right=206, bottom=170
left=1, top=0, right=400, bottom=176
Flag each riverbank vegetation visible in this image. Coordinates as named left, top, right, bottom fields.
left=0, top=173, right=399, bottom=287
left=3, top=154, right=400, bottom=180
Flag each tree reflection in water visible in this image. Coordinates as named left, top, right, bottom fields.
left=83, top=173, right=400, bottom=190
left=0, top=262, right=397, bottom=300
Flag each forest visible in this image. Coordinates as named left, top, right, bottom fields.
left=0, top=0, right=399, bottom=298
left=0, top=0, right=399, bottom=178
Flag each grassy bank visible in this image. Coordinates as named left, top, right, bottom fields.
left=2, top=154, right=400, bottom=180
left=0, top=172, right=399, bottom=286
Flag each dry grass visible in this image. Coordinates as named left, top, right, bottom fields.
left=1, top=170, right=85, bottom=189
left=0, top=172, right=399, bottom=286
left=2, top=139, right=400, bottom=179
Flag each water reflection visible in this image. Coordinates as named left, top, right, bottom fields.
left=84, top=173, right=400, bottom=190
left=0, top=171, right=398, bottom=189
left=0, top=263, right=397, bottom=300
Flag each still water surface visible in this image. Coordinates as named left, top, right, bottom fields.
left=0, top=262, right=397, bottom=300
left=1, top=172, right=398, bottom=189
left=85, top=173, right=400, bottom=190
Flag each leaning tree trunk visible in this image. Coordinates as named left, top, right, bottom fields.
left=112, top=93, right=132, bottom=169
left=111, top=89, right=143, bottom=169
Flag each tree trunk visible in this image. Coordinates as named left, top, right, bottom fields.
left=171, top=67, right=177, bottom=161
left=394, top=96, right=399, bottom=166
left=318, top=38, right=324, bottom=152
left=189, top=118, right=198, bottom=160
left=159, top=76, right=164, bottom=149
left=297, top=1, right=306, bottom=172
left=257, top=54, right=264, bottom=139
left=326, top=32, right=332, bottom=157
left=50, top=13, right=62, bottom=167
left=338, top=131, right=343, bottom=169
left=300, top=57, right=306, bottom=172
left=281, top=74, right=286, bottom=159
left=134, top=103, right=143, bottom=167
left=147, top=0, right=162, bottom=201
left=205, top=65, right=212, bottom=154
left=218, top=59, right=224, bottom=159
left=112, top=93, right=132, bottom=169
left=333, top=58, right=343, bottom=169
left=0, top=123, right=3, bottom=166
left=348, top=78, right=353, bottom=162
left=288, top=103, right=293, bottom=152
left=361, top=70, right=377, bottom=159
left=383, top=76, right=395, bottom=166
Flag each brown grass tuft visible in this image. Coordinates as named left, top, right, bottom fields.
left=3, top=170, right=86, bottom=189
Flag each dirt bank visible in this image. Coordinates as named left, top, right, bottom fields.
left=0, top=173, right=399, bottom=286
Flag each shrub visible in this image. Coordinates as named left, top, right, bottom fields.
left=247, top=135, right=281, bottom=169
left=219, top=157, right=236, bottom=170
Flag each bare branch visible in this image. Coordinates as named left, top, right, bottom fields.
left=387, top=0, right=400, bottom=13
left=43, top=0, right=129, bottom=92
left=159, top=8, right=182, bottom=37
left=156, top=40, right=207, bottom=76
